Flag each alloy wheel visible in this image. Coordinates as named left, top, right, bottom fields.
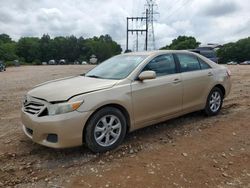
left=209, top=91, right=221, bottom=113
left=94, top=115, right=122, bottom=147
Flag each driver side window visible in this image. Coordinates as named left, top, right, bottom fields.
left=142, top=54, right=176, bottom=77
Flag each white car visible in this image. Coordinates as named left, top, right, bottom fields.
left=227, top=61, right=237, bottom=65
left=240, top=61, right=250, bottom=65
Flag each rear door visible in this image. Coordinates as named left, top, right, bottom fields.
left=175, top=53, right=214, bottom=112
left=131, top=54, right=182, bottom=128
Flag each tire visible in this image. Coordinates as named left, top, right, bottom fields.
left=205, top=87, right=223, bottom=116
left=84, top=107, right=127, bottom=153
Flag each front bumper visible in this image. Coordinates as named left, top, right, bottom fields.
left=21, top=109, right=92, bottom=148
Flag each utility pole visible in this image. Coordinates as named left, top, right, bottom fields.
left=126, top=9, right=148, bottom=52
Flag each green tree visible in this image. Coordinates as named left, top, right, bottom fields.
left=83, top=35, right=122, bottom=62
left=17, top=37, right=41, bottom=63
left=160, top=36, right=200, bottom=50
left=0, top=34, right=12, bottom=43
left=0, top=33, right=17, bottom=61
left=39, top=34, right=53, bottom=62
left=0, top=42, right=18, bottom=61
left=1, top=33, right=122, bottom=64
left=217, top=37, right=250, bottom=63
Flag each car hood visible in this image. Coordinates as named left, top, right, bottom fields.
left=28, top=76, right=118, bottom=102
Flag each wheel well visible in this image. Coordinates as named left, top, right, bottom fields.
left=82, top=104, right=131, bottom=143
left=214, top=84, right=225, bottom=98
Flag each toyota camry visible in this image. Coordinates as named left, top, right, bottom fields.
left=21, top=50, right=232, bottom=152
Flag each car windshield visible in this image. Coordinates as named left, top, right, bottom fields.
left=85, top=55, right=147, bottom=80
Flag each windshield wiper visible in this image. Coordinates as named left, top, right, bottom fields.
left=86, top=75, right=102, bottom=79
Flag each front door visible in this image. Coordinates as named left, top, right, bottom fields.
left=131, top=54, right=182, bottom=129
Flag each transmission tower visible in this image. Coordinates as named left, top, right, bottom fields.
left=144, top=0, right=159, bottom=50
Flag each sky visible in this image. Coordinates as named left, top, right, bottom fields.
left=0, top=0, right=249, bottom=50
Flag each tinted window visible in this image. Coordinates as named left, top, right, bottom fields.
left=199, top=58, right=211, bottom=70
left=200, top=50, right=216, bottom=58
left=143, top=54, right=176, bottom=77
left=177, top=54, right=200, bottom=72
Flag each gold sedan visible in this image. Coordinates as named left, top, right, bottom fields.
left=21, top=50, right=232, bottom=152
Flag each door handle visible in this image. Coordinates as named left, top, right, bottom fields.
left=208, top=72, right=213, bottom=76
left=173, top=78, right=181, bottom=84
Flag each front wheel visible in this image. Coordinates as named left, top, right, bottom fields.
left=84, top=107, right=127, bottom=153
left=205, top=87, right=223, bottom=116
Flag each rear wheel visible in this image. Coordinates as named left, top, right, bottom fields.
left=85, top=107, right=127, bottom=153
left=205, top=87, right=223, bottom=116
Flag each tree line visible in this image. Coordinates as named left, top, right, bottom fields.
left=1, top=33, right=250, bottom=65
left=217, top=37, right=250, bottom=63
left=0, top=34, right=122, bottom=65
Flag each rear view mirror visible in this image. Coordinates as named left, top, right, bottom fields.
left=138, top=71, right=156, bottom=81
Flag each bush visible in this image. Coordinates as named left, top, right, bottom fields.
left=32, top=59, right=41, bottom=65
left=4, top=61, right=14, bottom=67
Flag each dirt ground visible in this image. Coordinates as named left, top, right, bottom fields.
left=0, top=65, right=249, bottom=188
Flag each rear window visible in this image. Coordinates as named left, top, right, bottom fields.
left=177, top=54, right=200, bottom=72
left=199, top=58, right=211, bottom=70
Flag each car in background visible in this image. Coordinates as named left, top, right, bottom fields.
left=227, top=61, right=238, bottom=65
left=191, top=47, right=219, bottom=63
left=81, top=61, right=88, bottom=65
left=59, top=59, right=66, bottom=65
left=240, top=61, right=250, bottom=65
left=13, top=60, right=20, bottom=67
left=0, top=61, right=6, bottom=72
left=21, top=50, right=232, bottom=152
left=48, top=60, right=56, bottom=65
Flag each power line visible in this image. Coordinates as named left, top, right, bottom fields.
left=165, top=0, right=192, bottom=22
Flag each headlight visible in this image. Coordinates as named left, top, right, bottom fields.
left=22, top=95, right=28, bottom=106
left=48, top=101, right=83, bottom=115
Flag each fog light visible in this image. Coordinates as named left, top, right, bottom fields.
left=26, top=127, right=33, bottom=135
left=47, top=134, right=58, bottom=143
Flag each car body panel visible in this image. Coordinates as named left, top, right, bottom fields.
left=180, top=69, right=215, bottom=112
left=131, top=74, right=182, bottom=129
left=21, top=109, right=93, bottom=148
left=28, top=76, right=118, bottom=102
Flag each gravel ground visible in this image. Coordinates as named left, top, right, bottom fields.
left=0, top=65, right=249, bottom=188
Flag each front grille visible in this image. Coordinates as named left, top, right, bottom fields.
left=23, top=101, right=46, bottom=116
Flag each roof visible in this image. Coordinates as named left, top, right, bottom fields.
left=122, top=50, right=191, bottom=56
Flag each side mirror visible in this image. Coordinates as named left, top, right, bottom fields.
left=138, top=71, right=156, bottom=81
